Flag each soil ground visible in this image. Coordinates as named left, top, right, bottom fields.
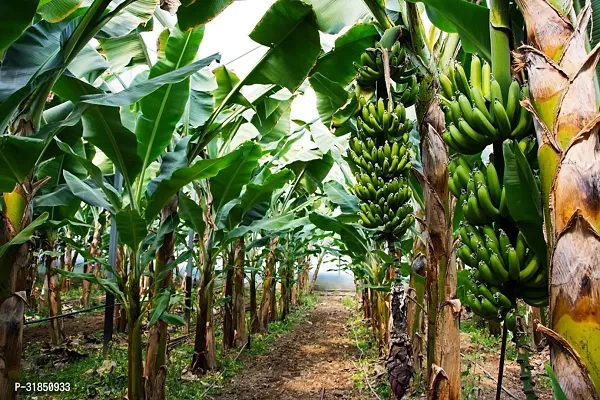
left=210, top=293, right=361, bottom=400
left=21, top=293, right=554, bottom=399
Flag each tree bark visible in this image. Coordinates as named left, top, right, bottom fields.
left=192, top=183, right=216, bottom=373
left=515, top=0, right=600, bottom=396
left=115, top=245, right=127, bottom=333
left=232, top=236, right=246, bottom=348
left=46, top=251, right=63, bottom=346
left=250, top=264, right=260, bottom=334
left=128, top=285, right=144, bottom=400
left=222, top=250, right=234, bottom=350
left=258, top=238, right=278, bottom=332
left=81, top=220, right=103, bottom=307
left=407, top=3, right=460, bottom=394
left=309, top=251, right=326, bottom=293
left=144, top=197, right=177, bottom=400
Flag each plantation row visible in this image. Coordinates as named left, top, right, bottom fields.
left=1, top=0, right=599, bottom=399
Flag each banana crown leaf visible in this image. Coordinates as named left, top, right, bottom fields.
left=309, top=212, right=369, bottom=256
left=303, top=0, right=370, bottom=34
left=309, top=73, right=349, bottom=127
left=0, top=0, right=38, bottom=53
left=312, top=23, right=379, bottom=85
left=243, top=0, right=322, bottom=92
left=115, top=207, right=147, bottom=250
left=144, top=144, right=245, bottom=220
left=134, top=25, right=206, bottom=182
left=53, top=74, right=143, bottom=189
left=176, top=0, right=235, bottom=31
left=99, top=0, right=157, bottom=38
left=0, top=136, right=46, bottom=192
left=0, top=17, right=77, bottom=102
left=0, top=213, right=49, bottom=258
left=407, top=0, right=491, bottom=59
left=324, top=181, right=359, bottom=214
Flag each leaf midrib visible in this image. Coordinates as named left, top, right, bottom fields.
left=140, top=30, right=194, bottom=184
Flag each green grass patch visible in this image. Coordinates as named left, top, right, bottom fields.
left=342, top=295, right=393, bottom=400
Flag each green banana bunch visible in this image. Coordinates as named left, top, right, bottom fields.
left=391, top=75, right=418, bottom=108
left=440, top=55, right=533, bottom=154
left=355, top=41, right=418, bottom=88
left=448, top=159, right=507, bottom=225
left=358, top=200, right=415, bottom=235
left=356, top=97, right=414, bottom=145
left=459, top=223, right=548, bottom=320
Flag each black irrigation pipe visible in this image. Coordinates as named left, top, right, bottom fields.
left=24, top=302, right=121, bottom=326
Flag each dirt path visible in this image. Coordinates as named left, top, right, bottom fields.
left=211, top=294, right=360, bottom=400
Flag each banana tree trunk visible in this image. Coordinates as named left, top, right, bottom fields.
left=222, top=249, right=234, bottom=350
left=144, top=198, right=177, bottom=400
left=420, top=95, right=460, bottom=400
left=81, top=220, right=103, bottom=307
left=309, top=251, right=325, bottom=293
left=362, top=285, right=371, bottom=323
left=233, top=236, right=246, bottom=348
left=0, top=184, right=34, bottom=399
left=61, top=245, right=73, bottom=292
left=128, top=282, right=144, bottom=400
left=407, top=252, right=426, bottom=389
left=192, top=232, right=217, bottom=373
left=281, top=261, right=291, bottom=321
left=250, top=264, right=260, bottom=334
left=115, top=245, right=127, bottom=333
left=258, top=238, right=278, bottom=332
left=515, top=0, right=600, bottom=396
left=407, top=3, right=460, bottom=394
left=46, top=251, right=63, bottom=346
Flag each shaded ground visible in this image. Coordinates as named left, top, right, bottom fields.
left=211, top=294, right=360, bottom=400
left=461, top=330, right=553, bottom=399
left=23, top=313, right=105, bottom=345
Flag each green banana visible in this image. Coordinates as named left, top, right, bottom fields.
left=454, top=165, right=471, bottom=187
left=493, top=289, right=513, bottom=309
left=489, top=253, right=510, bottom=282
left=481, top=297, right=501, bottom=318
left=521, top=269, right=547, bottom=288
left=519, top=255, right=540, bottom=282
left=522, top=295, right=549, bottom=307
left=508, top=246, right=521, bottom=281
left=470, top=54, right=482, bottom=93
left=478, top=261, right=501, bottom=286
left=515, top=232, right=527, bottom=266
left=457, top=94, right=477, bottom=127
left=510, top=104, right=532, bottom=139
left=490, top=79, right=503, bottom=106
left=492, top=99, right=512, bottom=138
left=458, top=118, right=489, bottom=147
left=469, top=294, right=486, bottom=317
left=481, top=61, right=491, bottom=100
left=505, top=311, right=516, bottom=331
left=476, top=183, right=500, bottom=218
left=472, top=107, right=499, bottom=140
left=439, top=73, right=454, bottom=100
left=458, top=245, right=477, bottom=268
left=485, top=163, right=502, bottom=206
left=505, top=80, right=521, bottom=124
left=479, top=284, right=500, bottom=307
left=499, top=230, right=511, bottom=253
left=455, top=62, right=472, bottom=99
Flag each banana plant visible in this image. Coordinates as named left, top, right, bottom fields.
left=0, top=1, right=157, bottom=395
left=514, top=0, right=600, bottom=397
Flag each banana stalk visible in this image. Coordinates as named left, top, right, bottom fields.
left=407, top=3, right=461, bottom=399
left=515, top=0, right=600, bottom=396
